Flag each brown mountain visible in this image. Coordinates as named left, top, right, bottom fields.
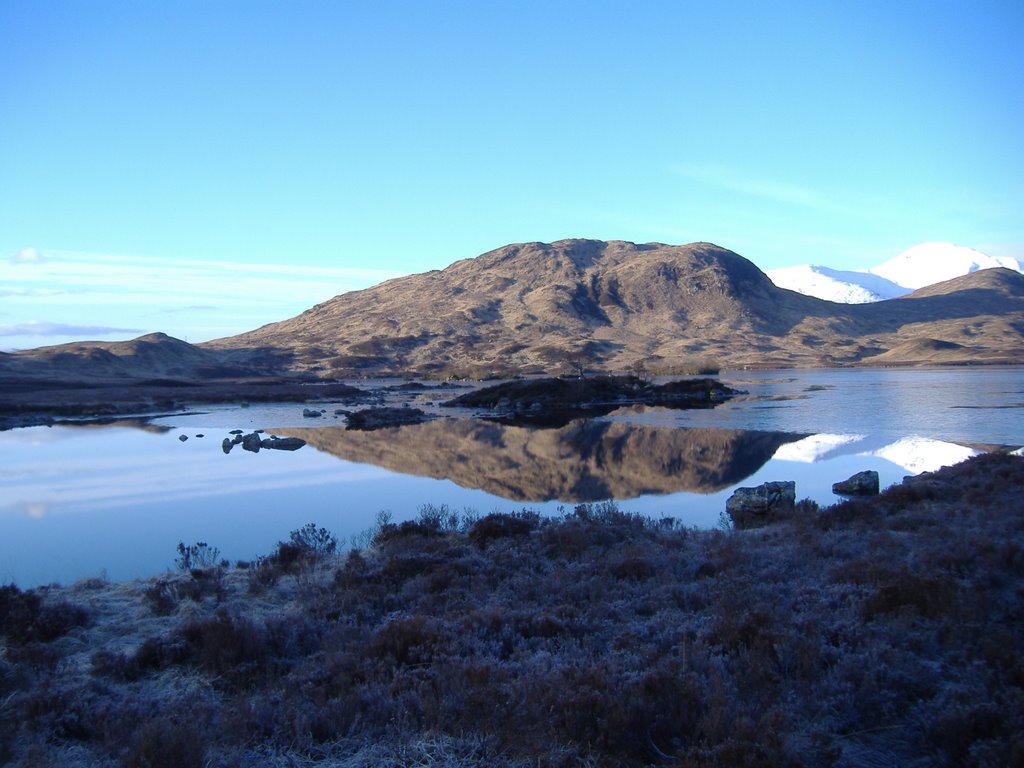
left=207, top=239, right=1024, bottom=375
left=0, top=333, right=234, bottom=386
left=4, top=241, right=1022, bottom=397
left=275, top=418, right=806, bottom=502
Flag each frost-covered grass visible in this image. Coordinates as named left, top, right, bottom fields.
left=2, top=454, right=1023, bottom=767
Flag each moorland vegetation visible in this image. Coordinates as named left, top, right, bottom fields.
left=1, top=454, right=1022, bottom=767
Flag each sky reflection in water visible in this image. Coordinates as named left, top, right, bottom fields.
left=2, top=368, right=1021, bottom=587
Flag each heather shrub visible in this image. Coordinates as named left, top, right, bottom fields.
left=862, top=568, right=958, bottom=619
left=241, top=522, right=340, bottom=589
left=816, top=497, right=879, bottom=528
left=608, top=553, right=656, bottom=580
left=271, top=541, right=306, bottom=572
left=134, top=635, right=190, bottom=671
left=467, top=511, right=539, bottom=548
left=179, top=611, right=269, bottom=682
left=3, top=454, right=1021, bottom=767
left=287, top=522, right=338, bottom=559
left=0, top=584, right=88, bottom=645
left=880, top=477, right=950, bottom=509
left=362, top=504, right=469, bottom=550
left=142, top=579, right=181, bottom=615
left=415, top=502, right=463, bottom=532
left=174, top=541, right=220, bottom=571
left=122, top=716, right=206, bottom=768
left=540, top=517, right=617, bottom=559
left=334, top=548, right=369, bottom=588
left=90, top=649, right=139, bottom=682
left=372, top=519, right=445, bottom=546
left=927, top=697, right=1024, bottom=767
left=246, top=555, right=280, bottom=592
left=366, top=615, right=450, bottom=666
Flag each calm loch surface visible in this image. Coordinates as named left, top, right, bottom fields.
left=2, top=367, right=1022, bottom=587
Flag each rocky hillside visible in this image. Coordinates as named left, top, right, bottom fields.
left=4, top=240, right=1023, bottom=388
left=207, top=239, right=1024, bottom=375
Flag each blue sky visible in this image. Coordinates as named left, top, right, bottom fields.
left=2, top=0, right=1022, bottom=349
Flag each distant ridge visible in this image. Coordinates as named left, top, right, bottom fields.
left=204, top=239, right=1024, bottom=374
left=4, top=239, right=1023, bottom=386
left=0, top=331, right=255, bottom=385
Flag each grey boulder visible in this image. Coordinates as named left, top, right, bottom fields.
left=832, top=470, right=880, bottom=496
left=725, top=480, right=796, bottom=529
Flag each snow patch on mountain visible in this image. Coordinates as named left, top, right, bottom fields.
left=767, top=266, right=906, bottom=304
left=767, top=242, right=1024, bottom=303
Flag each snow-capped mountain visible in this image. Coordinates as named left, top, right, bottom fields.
left=767, top=242, right=1024, bottom=303
left=764, top=265, right=906, bottom=303
left=868, top=242, right=1022, bottom=290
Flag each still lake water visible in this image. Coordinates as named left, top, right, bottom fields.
left=2, top=367, right=1022, bottom=587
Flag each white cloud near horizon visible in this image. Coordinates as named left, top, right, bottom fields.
left=2, top=249, right=407, bottom=347
left=0, top=321, right=144, bottom=338
left=6, top=249, right=404, bottom=306
left=10, top=247, right=44, bottom=264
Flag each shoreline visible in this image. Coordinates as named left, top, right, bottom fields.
left=5, top=363, right=1024, bottom=431
left=0, top=378, right=372, bottom=431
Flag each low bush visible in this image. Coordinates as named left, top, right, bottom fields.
left=467, top=511, right=539, bottom=548
left=287, top=522, right=338, bottom=559
left=179, top=611, right=270, bottom=682
left=0, top=584, right=89, bottom=645
left=122, top=715, right=206, bottom=768
left=246, top=554, right=281, bottom=593
left=366, top=615, right=450, bottom=666
left=862, top=569, right=958, bottom=620
left=174, top=541, right=220, bottom=571
left=372, top=519, right=445, bottom=546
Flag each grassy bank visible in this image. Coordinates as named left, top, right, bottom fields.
left=2, top=454, right=1023, bottom=767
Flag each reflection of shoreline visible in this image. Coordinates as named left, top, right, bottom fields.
left=279, top=420, right=807, bottom=503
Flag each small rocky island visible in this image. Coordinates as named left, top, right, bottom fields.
left=343, top=406, right=433, bottom=430
left=443, top=375, right=737, bottom=425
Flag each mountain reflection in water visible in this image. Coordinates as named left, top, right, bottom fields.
left=277, top=419, right=808, bottom=503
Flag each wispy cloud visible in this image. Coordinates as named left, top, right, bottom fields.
left=0, top=287, right=80, bottom=299
left=2, top=249, right=407, bottom=345
left=5, top=249, right=404, bottom=306
left=672, top=163, right=829, bottom=209
left=10, top=247, right=44, bottom=264
left=0, top=321, right=143, bottom=338
left=156, top=304, right=221, bottom=314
